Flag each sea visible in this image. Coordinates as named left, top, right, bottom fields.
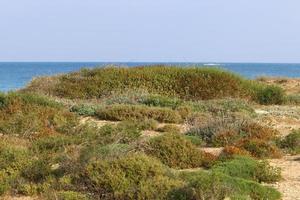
left=1, top=62, right=300, bottom=92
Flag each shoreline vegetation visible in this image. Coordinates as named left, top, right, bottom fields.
left=0, top=65, right=299, bottom=199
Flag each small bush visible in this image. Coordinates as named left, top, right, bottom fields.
left=0, top=171, right=10, bottom=195
left=177, top=170, right=281, bottom=200
left=21, top=159, right=52, bottom=183
left=220, top=146, right=251, bottom=159
left=70, top=104, right=99, bottom=116
left=95, top=104, right=182, bottom=123
left=118, top=119, right=158, bottom=131
left=238, top=139, right=282, bottom=159
left=183, top=135, right=203, bottom=146
left=279, top=130, right=300, bottom=154
left=83, top=153, right=183, bottom=199
left=157, top=124, right=181, bottom=133
left=212, top=156, right=281, bottom=183
left=97, top=123, right=142, bottom=144
left=79, top=144, right=131, bottom=163
left=190, top=98, right=255, bottom=116
left=0, top=92, right=78, bottom=138
left=0, top=143, right=29, bottom=171
left=32, top=135, right=77, bottom=153
left=145, top=133, right=215, bottom=169
left=141, top=95, right=182, bottom=109
left=254, top=85, right=285, bottom=105
left=241, top=122, right=278, bottom=140
left=187, top=116, right=245, bottom=146
left=256, top=160, right=282, bottom=183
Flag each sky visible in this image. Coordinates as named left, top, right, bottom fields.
left=0, top=0, right=299, bottom=63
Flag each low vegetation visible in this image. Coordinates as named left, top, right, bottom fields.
left=95, top=104, right=183, bottom=123
left=144, top=133, right=216, bottom=169
left=279, top=130, right=300, bottom=154
left=188, top=119, right=282, bottom=158
left=0, top=65, right=290, bottom=199
left=25, top=66, right=285, bottom=105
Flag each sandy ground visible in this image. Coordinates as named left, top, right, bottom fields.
left=255, top=106, right=300, bottom=200
left=268, top=155, right=300, bottom=200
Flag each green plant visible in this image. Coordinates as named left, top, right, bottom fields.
left=95, top=104, right=182, bottom=123
left=157, top=124, right=181, bottom=133
left=0, top=92, right=78, bottom=138
left=177, top=170, right=281, bottom=200
left=145, top=133, right=215, bottom=169
left=79, top=144, right=131, bottom=163
left=70, top=104, right=98, bottom=116
left=183, top=135, right=203, bottom=146
left=83, top=153, right=183, bottom=199
left=238, top=139, right=282, bottom=159
left=279, top=130, right=300, bottom=154
left=21, top=159, right=52, bottom=183
left=32, top=135, right=77, bottom=154
left=25, top=66, right=278, bottom=104
left=212, top=156, right=281, bottom=183
left=141, top=95, right=182, bottom=109
left=0, top=171, right=10, bottom=195
left=254, top=85, right=285, bottom=105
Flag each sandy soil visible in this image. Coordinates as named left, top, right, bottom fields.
left=268, top=155, right=300, bottom=200
left=255, top=105, right=300, bottom=136
left=255, top=106, right=300, bottom=199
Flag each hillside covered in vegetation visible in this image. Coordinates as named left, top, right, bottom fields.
left=1, top=66, right=299, bottom=200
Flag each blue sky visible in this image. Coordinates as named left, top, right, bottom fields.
left=0, top=0, right=299, bottom=62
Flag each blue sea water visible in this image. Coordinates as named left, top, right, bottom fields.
left=1, top=62, right=300, bottom=92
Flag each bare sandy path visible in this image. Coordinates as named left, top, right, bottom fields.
left=269, top=155, right=300, bottom=200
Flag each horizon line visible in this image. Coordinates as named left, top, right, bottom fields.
left=1, top=61, right=300, bottom=64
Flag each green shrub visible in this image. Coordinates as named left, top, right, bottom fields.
left=0, top=93, right=8, bottom=108
left=279, top=130, right=300, bottom=154
left=177, top=170, right=281, bottom=200
left=0, top=92, right=78, bottom=138
left=183, top=135, right=204, bottom=146
left=0, top=143, right=29, bottom=171
left=212, top=156, right=281, bottom=183
left=70, top=104, right=98, bottom=116
left=190, top=98, right=255, bottom=115
left=239, top=139, right=282, bottom=159
left=79, top=144, right=131, bottom=163
left=157, top=124, right=181, bottom=133
left=118, top=119, right=159, bottom=131
left=79, top=122, right=142, bottom=145
left=95, top=104, right=182, bottom=123
left=83, top=153, right=183, bottom=199
left=141, top=95, right=182, bottom=109
left=254, top=85, right=285, bottom=105
left=187, top=116, right=244, bottom=146
left=255, top=160, right=282, bottom=183
left=145, top=133, right=215, bottom=169
left=21, top=159, right=52, bottom=183
left=32, top=135, right=77, bottom=153
left=0, top=171, right=10, bottom=195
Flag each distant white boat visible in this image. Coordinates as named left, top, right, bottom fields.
left=204, top=63, right=221, bottom=66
